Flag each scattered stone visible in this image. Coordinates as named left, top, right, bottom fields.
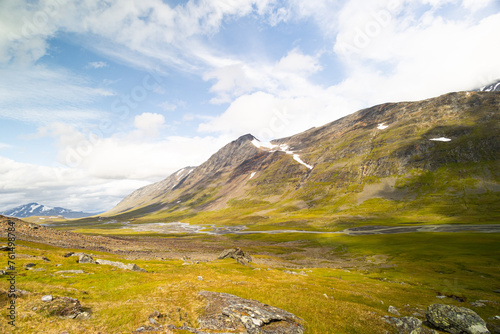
left=78, top=254, right=96, bottom=264
left=75, top=311, right=91, bottom=320
left=299, top=271, right=308, bottom=276
left=493, top=316, right=500, bottom=320
left=388, top=306, right=401, bottom=316
left=42, top=256, right=50, bottom=262
left=426, top=303, right=490, bottom=334
left=494, top=290, right=500, bottom=294
left=197, top=290, right=304, bottom=334
left=63, top=252, right=74, bottom=258
left=384, top=316, right=436, bottom=334
left=33, top=268, right=46, bottom=272
left=217, top=247, right=252, bottom=266
left=56, top=264, right=62, bottom=267
left=55, top=270, right=85, bottom=275
left=436, top=295, right=447, bottom=299
left=42, top=295, right=53, bottom=302
left=197, top=276, right=203, bottom=281
left=95, top=258, right=146, bottom=272
left=32, top=307, right=37, bottom=311
left=0, top=270, right=6, bottom=275
left=25, top=263, right=36, bottom=269
left=471, top=302, right=486, bottom=308
left=0, top=246, right=12, bottom=251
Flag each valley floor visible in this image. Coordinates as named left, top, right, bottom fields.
left=1, top=216, right=500, bottom=333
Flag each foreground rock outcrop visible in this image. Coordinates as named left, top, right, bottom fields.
left=197, top=290, right=304, bottom=333
left=39, top=296, right=90, bottom=320
left=218, top=248, right=252, bottom=266
left=426, top=304, right=490, bottom=334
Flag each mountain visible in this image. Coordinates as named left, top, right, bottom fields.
left=105, top=91, right=500, bottom=226
left=478, top=79, right=500, bottom=92
left=1, top=203, right=99, bottom=219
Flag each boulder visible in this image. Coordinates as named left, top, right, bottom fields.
left=426, top=304, right=490, bottom=334
left=218, top=248, right=252, bottom=266
left=95, top=259, right=146, bottom=272
left=77, top=254, right=96, bottom=264
left=197, top=290, right=304, bottom=334
left=384, top=316, right=436, bottom=334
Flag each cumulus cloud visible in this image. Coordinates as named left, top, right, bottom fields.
left=0, top=156, right=149, bottom=212
left=134, top=112, right=166, bottom=137
left=87, top=61, right=108, bottom=69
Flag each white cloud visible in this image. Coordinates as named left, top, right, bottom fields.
left=0, top=66, right=113, bottom=124
left=0, top=155, right=149, bottom=212
left=159, top=101, right=178, bottom=111
left=0, top=143, right=12, bottom=150
left=87, top=61, right=108, bottom=69
left=134, top=112, right=166, bottom=137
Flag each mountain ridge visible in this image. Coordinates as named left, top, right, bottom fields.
left=104, top=90, right=500, bottom=226
left=1, top=202, right=99, bottom=219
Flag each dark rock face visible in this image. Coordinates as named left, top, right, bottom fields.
left=218, top=248, right=252, bottom=265
left=197, top=291, right=304, bottom=334
left=426, top=304, right=490, bottom=334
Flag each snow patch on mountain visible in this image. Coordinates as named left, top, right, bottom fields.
left=251, top=139, right=313, bottom=170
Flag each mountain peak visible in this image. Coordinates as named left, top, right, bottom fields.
left=235, top=133, right=256, bottom=143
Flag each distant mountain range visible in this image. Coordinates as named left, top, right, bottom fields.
left=105, top=89, right=500, bottom=226
left=1, top=203, right=99, bottom=219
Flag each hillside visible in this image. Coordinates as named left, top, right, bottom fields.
left=104, top=91, right=500, bottom=227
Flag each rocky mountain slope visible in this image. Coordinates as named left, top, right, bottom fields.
left=1, top=203, right=98, bottom=219
left=105, top=91, right=500, bottom=225
left=478, top=79, right=500, bottom=92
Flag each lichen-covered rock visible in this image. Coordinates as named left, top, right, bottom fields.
left=78, top=253, right=96, bottom=264
left=426, top=304, right=490, bottom=334
left=95, top=258, right=146, bottom=272
left=197, top=290, right=304, bottom=333
left=218, top=248, right=252, bottom=266
left=384, top=316, right=437, bottom=334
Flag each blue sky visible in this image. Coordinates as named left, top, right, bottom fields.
left=0, top=0, right=499, bottom=212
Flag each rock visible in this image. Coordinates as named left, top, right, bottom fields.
left=75, top=311, right=91, bottom=320
left=471, top=302, right=486, bottom=308
left=0, top=270, right=6, bottom=275
left=42, top=256, right=50, bottom=262
left=197, top=290, right=304, bottom=334
left=39, top=297, right=88, bottom=319
left=55, top=270, right=85, bottom=274
left=218, top=248, right=252, bottom=266
left=198, top=276, right=203, bottom=281
left=95, top=259, right=146, bottom=272
left=25, top=263, right=36, bottom=269
left=42, top=295, right=53, bottom=302
left=494, top=290, right=500, bottom=294
left=0, top=246, right=12, bottom=251
left=63, top=252, right=74, bottom=258
left=384, top=316, right=437, bottom=334
left=389, top=306, right=401, bottom=316
left=426, top=304, right=490, bottom=334
left=77, top=254, right=96, bottom=264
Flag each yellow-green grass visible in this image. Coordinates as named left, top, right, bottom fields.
left=1, top=231, right=500, bottom=333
